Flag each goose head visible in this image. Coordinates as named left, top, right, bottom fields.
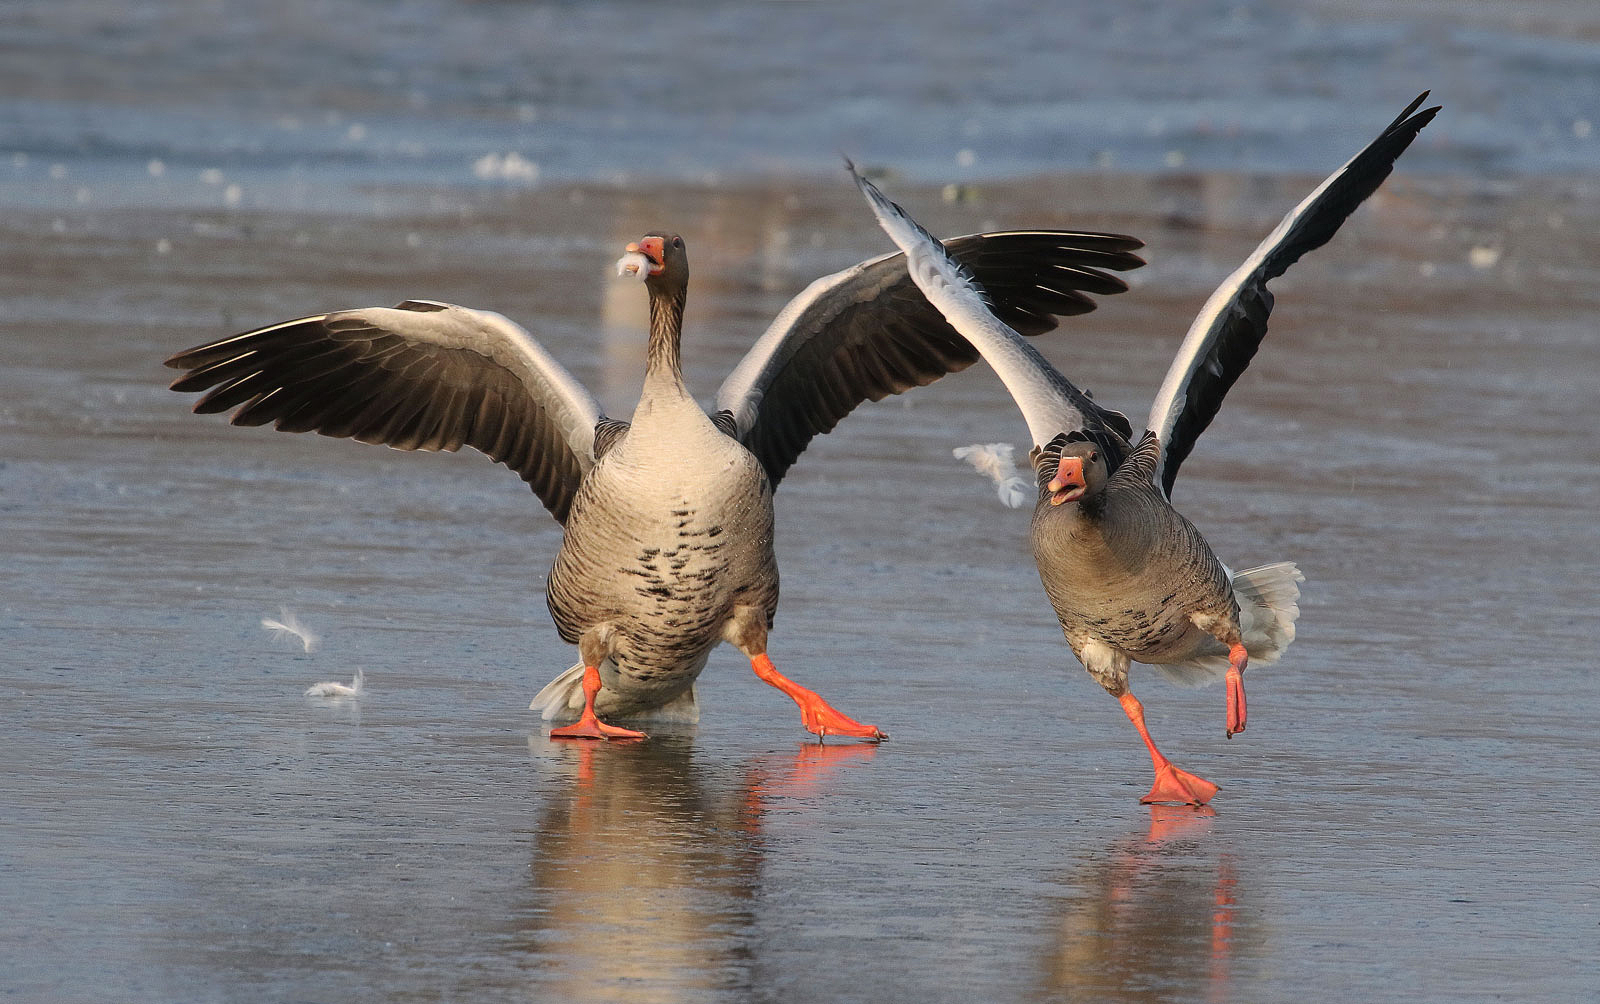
left=1046, top=440, right=1108, bottom=507
left=618, top=232, right=689, bottom=291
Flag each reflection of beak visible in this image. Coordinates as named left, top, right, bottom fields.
left=1048, top=456, right=1086, bottom=506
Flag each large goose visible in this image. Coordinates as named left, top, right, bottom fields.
left=165, top=222, right=1144, bottom=740
left=852, top=93, right=1437, bottom=799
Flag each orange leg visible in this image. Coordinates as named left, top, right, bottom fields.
left=1225, top=643, right=1247, bottom=738
left=548, top=664, right=647, bottom=741
left=1119, top=692, right=1218, bottom=805
left=750, top=654, right=885, bottom=742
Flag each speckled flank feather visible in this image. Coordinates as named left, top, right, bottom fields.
left=1030, top=466, right=1239, bottom=679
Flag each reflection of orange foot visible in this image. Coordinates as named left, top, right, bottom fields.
left=743, top=742, right=880, bottom=829
left=549, top=714, right=647, bottom=741
left=1142, top=762, right=1220, bottom=806
left=1146, top=803, right=1217, bottom=842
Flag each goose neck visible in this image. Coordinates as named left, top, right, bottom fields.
left=645, top=282, right=687, bottom=383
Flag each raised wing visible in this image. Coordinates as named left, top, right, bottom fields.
left=164, top=299, right=606, bottom=524
left=849, top=162, right=1134, bottom=450
left=715, top=209, right=1143, bottom=486
left=1146, top=92, right=1439, bottom=498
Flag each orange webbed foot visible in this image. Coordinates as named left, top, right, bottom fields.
left=547, top=663, right=647, bottom=741
left=549, top=715, right=647, bottom=742
left=798, top=698, right=887, bottom=743
left=749, top=653, right=885, bottom=743
left=1142, top=762, right=1220, bottom=806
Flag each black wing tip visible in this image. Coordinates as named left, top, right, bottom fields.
left=1393, top=90, right=1441, bottom=128
left=167, top=370, right=212, bottom=393
left=1366, top=91, right=1439, bottom=165
left=1110, top=248, right=1147, bottom=271
left=845, top=155, right=1149, bottom=277
left=971, top=229, right=1146, bottom=255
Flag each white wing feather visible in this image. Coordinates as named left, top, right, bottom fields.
left=848, top=164, right=1092, bottom=449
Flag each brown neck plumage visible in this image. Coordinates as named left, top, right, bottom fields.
left=645, top=280, right=686, bottom=382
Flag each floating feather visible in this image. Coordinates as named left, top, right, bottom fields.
left=305, top=669, right=365, bottom=698
left=261, top=607, right=319, bottom=653
left=953, top=443, right=1033, bottom=509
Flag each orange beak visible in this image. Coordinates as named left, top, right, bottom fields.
left=1047, top=456, right=1086, bottom=506
left=627, top=237, right=665, bottom=274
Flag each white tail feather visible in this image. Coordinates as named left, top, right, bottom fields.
left=1152, top=562, right=1305, bottom=687
left=529, top=662, right=587, bottom=719
left=530, top=661, right=701, bottom=724
left=953, top=443, right=1033, bottom=509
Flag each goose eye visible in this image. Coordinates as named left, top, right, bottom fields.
left=671, top=236, right=683, bottom=249
left=1087, top=450, right=1099, bottom=463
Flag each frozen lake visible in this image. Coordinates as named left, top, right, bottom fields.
left=3, top=2, right=1598, bottom=1001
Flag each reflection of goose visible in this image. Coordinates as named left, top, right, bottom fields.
left=522, top=737, right=875, bottom=1001
left=853, top=94, right=1437, bottom=802
left=1039, top=807, right=1245, bottom=1002
left=166, top=225, right=1142, bottom=741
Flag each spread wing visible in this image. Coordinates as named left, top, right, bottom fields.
left=850, top=162, right=1135, bottom=451
left=715, top=219, right=1144, bottom=487
left=164, top=299, right=607, bottom=524
left=1146, top=92, right=1439, bottom=499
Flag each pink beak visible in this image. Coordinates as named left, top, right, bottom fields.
left=1047, top=456, right=1086, bottom=506
left=627, top=237, right=665, bottom=274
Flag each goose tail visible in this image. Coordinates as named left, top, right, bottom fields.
left=530, top=662, right=589, bottom=720
left=530, top=661, right=701, bottom=724
left=1151, top=561, right=1304, bottom=687
left=1234, top=560, right=1305, bottom=664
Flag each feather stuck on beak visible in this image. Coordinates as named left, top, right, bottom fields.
left=615, top=249, right=652, bottom=281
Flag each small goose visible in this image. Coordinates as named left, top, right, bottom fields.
left=166, top=222, right=1143, bottom=741
left=852, top=93, right=1437, bottom=800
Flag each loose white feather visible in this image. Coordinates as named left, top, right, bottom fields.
left=262, top=607, right=319, bottom=653
left=953, top=443, right=1032, bottom=509
left=305, top=668, right=365, bottom=698
left=615, top=250, right=651, bottom=281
